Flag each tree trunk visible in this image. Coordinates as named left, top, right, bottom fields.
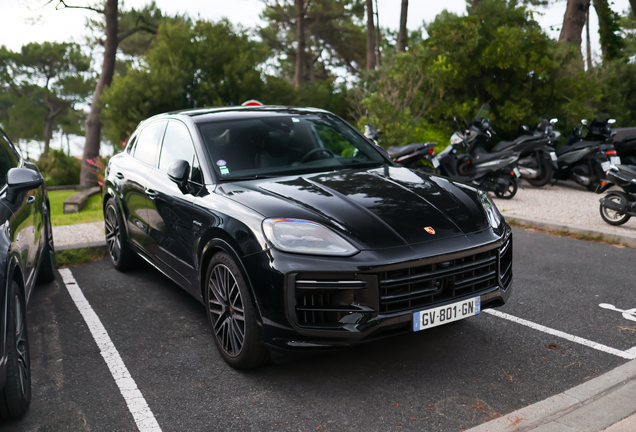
left=397, top=0, right=408, bottom=53
left=630, top=0, right=636, bottom=16
left=43, top=116, right=53, bottom=157
left=586, top=8, right=592, bottom=69
left=366, top=0, right=376, bottom=70
left=559, top=0, right=589, bottom=48
left=375, top=0, right=381, bottom=67
left=294, top=0, right=306, bottom=89
left=80, top=0, right=118, bottom=187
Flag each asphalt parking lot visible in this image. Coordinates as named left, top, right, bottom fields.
left=3, top=227, right=636, bottom=432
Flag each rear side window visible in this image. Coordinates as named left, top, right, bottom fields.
left=133, top=121, right=166, bottom=167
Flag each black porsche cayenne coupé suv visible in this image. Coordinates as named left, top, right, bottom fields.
left=103, top=106, right=513, bottom=369
left=0, top=128, right=55, bottom=418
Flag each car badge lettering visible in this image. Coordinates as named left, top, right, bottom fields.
left=424, top=227, right=435, bottom=234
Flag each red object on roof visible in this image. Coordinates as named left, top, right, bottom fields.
left=241, top=100, right=264, bottom=107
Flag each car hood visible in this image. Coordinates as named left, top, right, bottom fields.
left=216, top=166, right=490, bottom=250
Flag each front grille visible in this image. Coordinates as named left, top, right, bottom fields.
left=378, top=243, right=505, bottom=314
left=293, top=277, right=376, bottom=327
left=500, top=236, right=513, bottom=288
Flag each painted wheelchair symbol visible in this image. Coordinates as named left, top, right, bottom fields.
left=599, top=303, right=636, bottom=322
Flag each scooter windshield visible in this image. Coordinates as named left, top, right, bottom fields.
left=473, top=103, right=491, bottom=123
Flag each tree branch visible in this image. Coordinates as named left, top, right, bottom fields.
left=49, top=0, right=105, bottom=14
left=118, top=26, right=158, bottom=43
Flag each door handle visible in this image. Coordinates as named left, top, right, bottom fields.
left=27, top=195, right=36, bottom=205
left=115, top=172, right=124, bottom=180
left=145, top=189, right=159, bottom=199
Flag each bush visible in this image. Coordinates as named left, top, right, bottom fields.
left=36, top=150, right=81, bottom=186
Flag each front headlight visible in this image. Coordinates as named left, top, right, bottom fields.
left=478, top=190, right=501, bottom=229
left=450, top=132, right=464, bottom=145
left=262, top=218, right=359, bottom=256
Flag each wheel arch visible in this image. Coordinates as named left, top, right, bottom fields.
left=198, top=232, right=264, bottom=325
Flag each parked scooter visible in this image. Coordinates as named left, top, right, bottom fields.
left=552, top=119, right=618, bottom=191
left=596, top=164, right=636, bottom=225
left=364, top=123, right=437, bottom=171
left=431, top=111, right=521, bottom=199
left=490, top=119, right=560, bottom=187
left=610, top=127, right=636, bottom=166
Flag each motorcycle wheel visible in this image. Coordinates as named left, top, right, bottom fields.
left=525, top=156, right=554, bottom=187
left=493, top=177, right=518, bottom=199
left=599, top=192, right=631, bottom=225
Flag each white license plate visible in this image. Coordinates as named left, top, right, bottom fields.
left=610, top=156, right=621, bottom=165
left=432, top=157, right=440, bottom=168
left=601, top=161, right=611, bottom=172
left=413, top=297, right=481, bottom=332
left=550, top=152, right=558, bottom=162
left=513, top=167, right=521, bottom=177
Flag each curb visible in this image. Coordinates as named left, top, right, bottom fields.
left=55, top=241, right=107, bottom=251
left=504, top=214, right=636, bottom=249
left=467, top=359, right=636, bottom=431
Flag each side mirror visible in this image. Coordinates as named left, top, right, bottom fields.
left=581, top=119, right=588, bottom=126
left=522, top=125, right=530, bottom=132
left=6, top=168, right=44, bottom=204
left=608, top=119, right=616, bottom=125
left=167, top=159, right=190, bottom=188
left=550, top=118, right=558, bottom=124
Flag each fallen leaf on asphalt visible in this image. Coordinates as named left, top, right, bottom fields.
left=502, top=368, right=513, bottom=382
left=411, top=418, right=416, bottom=421
left=396, top=403, right=401, bottom=406
left=565, top=362, right=581, bottom=368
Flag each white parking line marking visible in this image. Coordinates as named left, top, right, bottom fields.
left=599, top=303, right=636, bottom=323
left=59, top=268, right=162, bottom=432
left=484, top=309, right=636, bottom=360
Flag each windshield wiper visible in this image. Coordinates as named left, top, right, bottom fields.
left=218, top=175, right=277, bottom=181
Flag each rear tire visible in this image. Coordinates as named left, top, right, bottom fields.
left=104, top=198, right=137, bottom=271
left=493, top=177, right=518, bottom=199
left=205, top=252, right=269, bottom=370
left=0, top=282, right=31, bottom=420
left=600, top=192, right=631, bottom=225
left=525, top=156, right=554, bottom=187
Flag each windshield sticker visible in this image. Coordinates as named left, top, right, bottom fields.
left=219, top=166, right=230, bottom=175
left=216, top=160, right=227, bottom=166
left=291, top=117, right=300, bottom=123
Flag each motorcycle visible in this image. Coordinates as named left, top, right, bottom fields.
left=431, top=109, right=522, bottom=199
left=596, top=164, right=636, bottom=225
left=364, top=124, right=437, bottom=171
left=490, top=119, right=560, bottom=187
left=552, top=119, right=619, bottom=191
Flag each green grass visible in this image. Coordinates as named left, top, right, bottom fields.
left=55, top=247, right=108, bottom=268
left=48, top=189, right=104, bottom=227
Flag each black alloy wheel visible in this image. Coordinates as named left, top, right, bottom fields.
left=37, top=209, right=56, bottom=283
left=493, top=176, right=518, bottom=199
left=0, top=282, right=31, bottom=420
left=525, top=155, right=554, bottom=187
left=104, top=198, right=136, bottom=271
left=600, top=192, right=631, bottom=225
left=205, top=252, right=269, bottom=369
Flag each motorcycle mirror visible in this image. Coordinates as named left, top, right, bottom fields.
left=581, top=119, right=588, bottom=126
left=550, top=118, right=558, bottom=124
left=377, top=130, right=383, bottom=135
left=608, top=119, right=616, bottom=125
left=522, top=125, right=530, bottom=132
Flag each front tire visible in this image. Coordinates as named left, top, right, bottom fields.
left=205, top=252, right=268, bottom=370
left=104, top=198, right=136, bottom=271
left=600, top=193, right=631, bottom=225
left=0, top=282, right=31, bottom=420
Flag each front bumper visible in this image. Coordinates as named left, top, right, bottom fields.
left=241, top=226, right=513, bottom=352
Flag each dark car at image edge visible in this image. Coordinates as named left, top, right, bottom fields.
left=0, top=128, right=56, bottom=419
left=102, top=106, right=513, bottom=369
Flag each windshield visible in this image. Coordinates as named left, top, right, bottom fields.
left=197, top=114, right=387, bottom=180
left=473, top=103, right=491, bottom=123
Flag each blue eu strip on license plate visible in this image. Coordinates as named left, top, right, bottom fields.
left=412, top=296, right=481, bottom=332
